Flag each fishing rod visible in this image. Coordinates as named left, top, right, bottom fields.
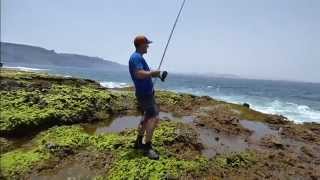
left=157, top=0, right=187, bottom=70
left=153, top=0, right=187, bottom=85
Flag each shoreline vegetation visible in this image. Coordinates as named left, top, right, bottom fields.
left=0, top=68, right=319, bottom=179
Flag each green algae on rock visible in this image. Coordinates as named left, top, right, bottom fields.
left=0, top=121, right=210, bottom=179
left=210, top=151, right=257, bottom=168
left=90, top=121, right=209, bottom=179
left=0, top=69, right=136, bottom=135
left=37, top=125, right=90, bottom=149
left=0, top=149, right=50, bottom=178
left=107, top=155, right=208, bottom=180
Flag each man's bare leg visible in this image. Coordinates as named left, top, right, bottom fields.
left=134, top=116, right=148, bottom=149
left=137, top=118, right=147, bottom=136
left=142, top=116, right=160, bottom=160
left=144, top=117, right=159, bottom=143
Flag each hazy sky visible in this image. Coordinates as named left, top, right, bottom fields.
left=2, top=0, right=320, bottom=82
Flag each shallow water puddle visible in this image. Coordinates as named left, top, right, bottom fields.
left=81, top=115, right=140, bottom=134
left=94, top=115, right=141, bottom=134
left=239, top=120, right=279, bottom=143
left=159, top=112, right=175, bottom=120
left=195, top=120, right=280, bottom=158
left=80, top=113, right=292, bottom=159
left=5, top=134, right=38, bottom=151
left=197, top=127, right=249, bottom=158
left=180, top=116, right=195, bottom=124
left=239, top=120, right=320, bottom=159
left=159, top=112, right=195, bottom=124
left=81, top=113, right=249, bottom=159
left=82, top=112, right=194, bottom=135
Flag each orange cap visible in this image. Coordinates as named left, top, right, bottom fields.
left=134, top=35, right=153, bottom=47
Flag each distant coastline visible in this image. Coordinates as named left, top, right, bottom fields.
left=1, top=42, right=127, bottom=71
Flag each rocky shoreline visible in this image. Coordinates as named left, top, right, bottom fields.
left=0, top=68, right=319, bottom=179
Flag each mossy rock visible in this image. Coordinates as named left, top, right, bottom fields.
left=0, top=149, right=50, bottom=178
left=0, top=121, right=212, bottom=179
left=0, top=69, right=137, bottom=135
left=211, top=151, right=257, bottom=168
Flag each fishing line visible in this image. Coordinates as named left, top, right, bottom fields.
left=157, top=0, right=187, bottom=70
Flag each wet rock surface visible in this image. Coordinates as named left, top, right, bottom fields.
left=28, top=151, right=114, bottom=180
left=280, top=123, right=320, bottom=144
left=194, top=104, right=251, bottom=135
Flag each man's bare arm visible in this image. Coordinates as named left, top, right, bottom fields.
left=135, top=70, right=160, bottom=79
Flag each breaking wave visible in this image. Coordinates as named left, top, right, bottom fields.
left=208, top=94, right=320, bottom=123
left=100, top=81, right=130, bottom=88
left=167, top=87, right=320, bottom=123
left=4, top=66, right=48, bottom=71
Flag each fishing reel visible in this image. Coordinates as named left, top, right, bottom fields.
left=159, top=71, right=168, bottom=82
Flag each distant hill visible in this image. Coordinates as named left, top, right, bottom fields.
left=0, top=42, right=127, bottom=70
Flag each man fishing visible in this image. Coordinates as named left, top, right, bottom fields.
left=129, top=35, right=167, bottom=160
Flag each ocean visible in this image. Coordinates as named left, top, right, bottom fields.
left=4, top=64, right=320, bottom=124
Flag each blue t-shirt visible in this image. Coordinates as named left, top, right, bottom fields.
left=129, top=52, right=154, bottom=96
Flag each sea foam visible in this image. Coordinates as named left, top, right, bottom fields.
left=4, top=66, right=48, bottom=71
left=100, top=81, right=130, bottom=88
